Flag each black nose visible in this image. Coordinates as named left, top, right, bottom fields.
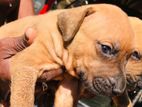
left=109, top=76, right=126, bottom=96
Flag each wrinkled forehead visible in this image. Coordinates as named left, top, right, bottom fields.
left=81, top=10, right=134, bottom=51
left=131, top=19, right=142, bottom=51
left=134, top=34, right=142, bottom=51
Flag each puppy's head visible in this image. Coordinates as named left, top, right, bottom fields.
left=126, top=17, right=142, bottom=90
left=58, top=4, right=134, bottom=96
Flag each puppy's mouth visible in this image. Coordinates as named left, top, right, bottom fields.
left=76, top=68, right=124, bottom=97
left=82, top=77, right=122, bottom=97
left=84, top=77, right=119, bottom=97
left=92, top=77, right=114, bottom=96
left=127, top=75, right=142, bottom=90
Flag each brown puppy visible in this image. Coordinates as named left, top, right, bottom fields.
left=84, top=17, right=142, bottom=107
left=112, top=17, right=142, bottom=107
left=127, top=17, right=142, bottom=83
left=31, top=17, right=142, bottom=107
left=0, top=4, right=134, bottom=107
left=80, top=16, right=142, bottom=107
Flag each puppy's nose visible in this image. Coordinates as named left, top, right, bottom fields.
left=109, top=76, right=126, bottom=96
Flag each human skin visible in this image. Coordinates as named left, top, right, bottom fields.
left=0, top=28, right=36, bottom=79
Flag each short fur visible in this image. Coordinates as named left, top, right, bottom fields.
left=0, top=4, right=134, bottom=107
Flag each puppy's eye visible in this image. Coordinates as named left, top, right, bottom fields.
left=96, top=41, right=118, bottom=58
left=131, top=51, right=141, bottom=61
left=101, top=44, right=112, bottom=55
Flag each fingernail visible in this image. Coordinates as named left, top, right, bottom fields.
left=26, top=28, right=34, bottom=38
left=25, top=28, right=36, bottom=45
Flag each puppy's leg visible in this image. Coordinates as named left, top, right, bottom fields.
left=0, top=104, right=4, bottom=107
left=10, top=67, right=38, bottom=107
left=112, top=90, right=133, bottom=107
left=127, top=100, right=133, bottom=107
left=54, top=74, right=80, bottom=107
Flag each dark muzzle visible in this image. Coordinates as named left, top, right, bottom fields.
left=93, top=76, right=126, bottom=96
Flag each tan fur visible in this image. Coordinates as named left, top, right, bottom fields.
left=127, top=17, right=142, bottom=76
left=0, top=4, right=134, bottom=107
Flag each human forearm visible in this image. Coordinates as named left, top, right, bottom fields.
left=18, top=0, right=35, bottom=18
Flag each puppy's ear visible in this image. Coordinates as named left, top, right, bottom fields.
left=57, top=7, right=94, bottom=46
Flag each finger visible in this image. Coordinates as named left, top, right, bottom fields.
left=14, top=28, right=37, bottom=51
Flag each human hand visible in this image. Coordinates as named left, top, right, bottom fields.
left=0, top=28, right=36, bottom=79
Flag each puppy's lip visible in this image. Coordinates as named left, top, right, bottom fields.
left=138, top=80, right=142, bottom=88
left=126, top=75, right=142, bottom=89
left=137, top=75, right=142, bottom=88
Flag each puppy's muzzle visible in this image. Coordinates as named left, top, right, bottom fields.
left=93, top=76, right=126, bottom=96
left=127, top=75, right=142, bottom=90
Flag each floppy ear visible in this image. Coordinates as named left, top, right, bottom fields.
left=57, top=7, right=95, bottom=46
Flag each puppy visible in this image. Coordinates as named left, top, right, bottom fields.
left=127, top=17, right=142, bottom=86
left=112, top=17, right=142, bottom=107
left=79, top=16, right=142, bottom=107
left=0, top=4, right=134, bottom=107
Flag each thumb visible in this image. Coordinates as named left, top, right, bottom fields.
left=13, top=28, right=37, bottom=52
left=0, top=28, right=37, bottom=59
